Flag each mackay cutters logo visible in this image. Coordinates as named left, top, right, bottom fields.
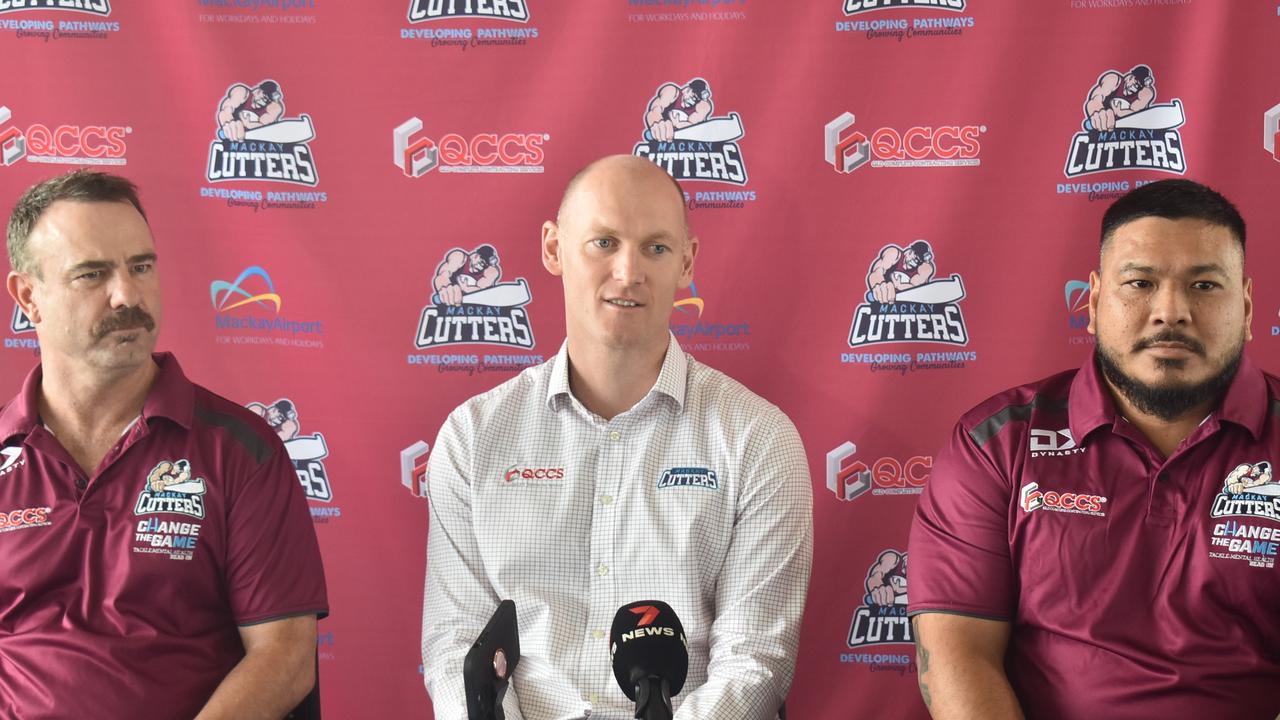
left=416, top=245, right=535, bottom=350
left=1064, top=65, right=1186, bottom=178
left=134, top=460, right=208, bottom=520
left=848, top=241, right=967, bottom=348
left=633, top=77, right=747, bottom=185
left=1020, top=481, right=1107, bottom=517
left=407, top=0, right=528, bottom=22
left=248, top=398, right=332, bottom=502
left=0, top=0, right=110, bottom=14
left=1210, top=461, right=1280, bottom=523
left=207, top=79, right=318, bottom=186
left=847, top=549, right=912, bottom=651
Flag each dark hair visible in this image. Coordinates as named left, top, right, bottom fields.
left=1129, top=65, right=1152, bottom=86
left=687, top=79, right=710, bottom=100
left=7, top=169, right=147, bottom=276
left=1100, top=179, right=1244, bottom=254
left=273, top=399, right=296, bottom=418
left=258, top=80, right=281, bottom=100
left=908, top=240, right=933, bottom=262
left=474, top=245, right=499, bottom=267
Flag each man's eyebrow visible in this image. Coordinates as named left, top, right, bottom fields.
left=66, top=259, right=112, bottom=274
left=127, top=253, right=158, bottom=265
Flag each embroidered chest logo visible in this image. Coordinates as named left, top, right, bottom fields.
left=0, top=505, right=51, bottom=534
left=657, top=467, right=719, bottom=491
left=1019, top=482, right=1107, bottom=517
left=1029, top=428, right=1084, bottom=458
left=1210, top=460, right=1280, bottom=523
left=0, top=445, right=26, bottom=476
left=503, top=465, right=564, bottom=483
left=134, top=460, right=207, bottom=520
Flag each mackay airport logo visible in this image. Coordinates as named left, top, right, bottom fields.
left=841, top=549, right=914, bottom=674
left=625, top=0, right=750, bottom=24
left=670, top=281, right=750, bottom=352
left=393, top=117, right=547, bottom=176
left=826, top=441, right=931, bottom=501
left=0, top=104, right=129, bottom=167
left=247, top=398, right=338, bottom=513
left=203, top=79, right=328, bottom=210
left=401, top=0, right=538, bottom=49
left=1063, top=65, right=1186, bottom=180
left=210, top=265, right=324, bottom=349
left=1265, top=102, right=1280, bottom=163
left=824, top=111, right=983, bottom=172
left=409, top=244, right=543, bottom=375
left=633, top=78, right=752, bottom=191
left=836, top=0, right=974, bottom=41
left=1064, top=278, right=1094, bottom=345
left=842, top=240, right=975, bottom=373
left=4, top=303, right=37, bottom=353
left=197, top=0, right=318, bottom=25
left=0, top=0, right=120, bottom=41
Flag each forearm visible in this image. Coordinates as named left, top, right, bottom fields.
left=913, top=616, right=1023, bottom=720
left=194, top=641, right=313, bottom=720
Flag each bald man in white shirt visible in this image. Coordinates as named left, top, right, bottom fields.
left=420, top=155, right=813, bottom=720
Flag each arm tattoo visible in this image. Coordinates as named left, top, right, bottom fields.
left=914, top=618, right=933, bottom=709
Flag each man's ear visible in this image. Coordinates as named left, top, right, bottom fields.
left=541, top=221, right=563, bottom=277
left=7, top=271, right=39, bottom=324
left=679, top=235, right=699, bottom=289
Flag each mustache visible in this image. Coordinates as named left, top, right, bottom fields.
left=92, top=306, right=155, bottom=340
left=1133, top=329, right=1205, bottom=356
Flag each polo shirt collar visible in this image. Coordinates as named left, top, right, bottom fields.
left=1069, top=350, right=1269, bottom=442
left=0, top=352, right=193, bottom=444
left=546, top=333, right=688, bottom=413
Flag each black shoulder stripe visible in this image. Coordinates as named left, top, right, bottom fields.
left=1272, top=399, right=1280, bottom=418
left=968, top=394, right=1068, bottom=448
left=194, top=402, right=272, bottom=464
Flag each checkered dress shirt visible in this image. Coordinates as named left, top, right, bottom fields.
left=422, top=334, right=812, bottom=720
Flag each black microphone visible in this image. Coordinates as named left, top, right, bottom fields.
left=610, top=600, right=688, bottom=720
left=464, top=599, right=520, bottom=720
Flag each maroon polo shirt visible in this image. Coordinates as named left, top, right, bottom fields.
left=909, top=354, right=1280, bottom=720
left=0, top=353, right=328, bottom=719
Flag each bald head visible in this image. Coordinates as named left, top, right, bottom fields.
left=555, top=155, right=689, bottom=238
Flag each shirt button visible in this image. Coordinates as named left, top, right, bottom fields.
left=75, top=477, right=87, bottom=490
left=600, top=495, right=613, bottom=505
left=592, top=629, right=604, bottom=640
left=588, top=693, right=599, bottom=704
left=596, top=563, right=609, bottom=576
left=608, top=430, right=621, bottom=441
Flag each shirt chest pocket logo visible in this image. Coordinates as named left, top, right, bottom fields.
left=657, top=467, right=719, bottom=491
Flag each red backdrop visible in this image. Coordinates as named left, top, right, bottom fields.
left=2, top=1, right=1278, bottom=717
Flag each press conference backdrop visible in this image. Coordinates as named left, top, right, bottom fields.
left=1, top=1, right=1278, bottom=717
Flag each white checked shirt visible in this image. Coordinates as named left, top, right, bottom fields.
left=422, top=334, right=813, bottom=720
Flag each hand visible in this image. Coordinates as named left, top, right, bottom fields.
left=872, top=282, right=897, bottom=303
left=651, top=119, right=675, bottom=142
left=1089, top=108, right=1115, bottom=132
left=222, top=120, right=246, bottom=142
left=439, top=284, right=464, bottom=306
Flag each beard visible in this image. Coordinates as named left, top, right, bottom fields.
left=1095, top=329, right=1242, bottom=422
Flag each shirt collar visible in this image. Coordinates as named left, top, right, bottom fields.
left=0, top=352, right=194, bottom=444
left=1069, top=350, right=1269, bottom=442
left=546, top=333, right=688, bottom=413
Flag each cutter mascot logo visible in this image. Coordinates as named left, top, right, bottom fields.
left=416, top=245, right=535, bottom=349
left=847, top=549, right=912, bottom=648
left=248, top=398, right=333, bottom=501
left=633, top=78, right=747, bottom=185
left=134, top=459, right=207, bottom=519
left=1211, top=461, right=1280, bottom=523
left=1064, top=65, right=1186, bottom=178
left=848, top=240, right=968, bottom=347
left=207, top=79, right=318, bottom=186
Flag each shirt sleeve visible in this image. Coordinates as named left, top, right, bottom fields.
left=908, top=420, right=1016, bottom=620
left=224, top=436, right=328, bottom=625
left=421, top=408, right=526, bottom=720
left=674, top=410, right=813, bottom=720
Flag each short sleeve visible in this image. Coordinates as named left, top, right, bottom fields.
left=224, top=439, right=329, bottom=624
left=908, top=420, right=1015, bottom=621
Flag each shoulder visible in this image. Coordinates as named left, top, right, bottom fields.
left=958, top=368, right=1076, bottom=449
left=684, top=356, right=798, bottom=440
left=190, top=385, right=285, bottom=467
left=443, top=361, right=552, bottom=433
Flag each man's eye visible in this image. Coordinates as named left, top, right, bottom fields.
left=593, top=238, right=614, bottom=249
left=651, top=245, right=669, bottom=255
left=1191, top=281, right=1219, bottom=291
left=1125, top=279, right=1152, bottom=289
left=77, top=271, right=102, bottom=281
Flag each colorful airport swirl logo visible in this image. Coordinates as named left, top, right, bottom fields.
left=210, top=266, right=282, bottom=312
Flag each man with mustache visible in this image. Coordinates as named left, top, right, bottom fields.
left=908, top=180, right=1279, bottom=719
left=0, top=170, right=327, bottom=719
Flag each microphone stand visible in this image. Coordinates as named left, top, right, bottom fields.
left=633, top=675, right=674, bottom=720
